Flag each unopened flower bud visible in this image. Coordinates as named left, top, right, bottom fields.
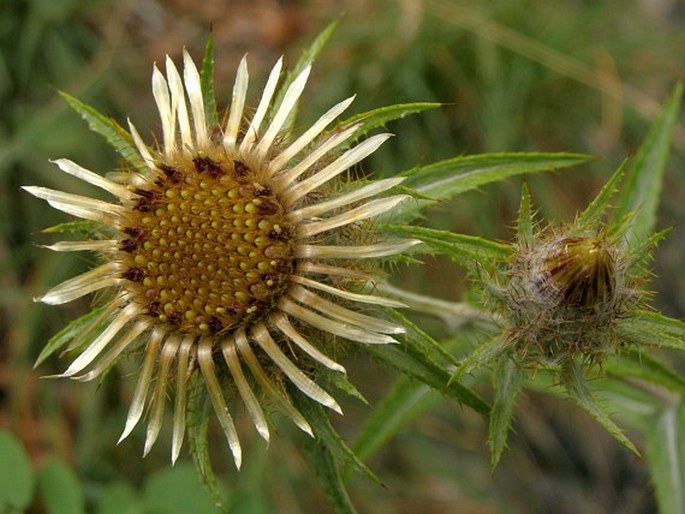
left=535, top=235, right=617, bottom=310
left=503, top=228, right=633, bottom=367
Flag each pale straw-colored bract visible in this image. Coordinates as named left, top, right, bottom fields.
left=25, top=49, right=419, bottom=468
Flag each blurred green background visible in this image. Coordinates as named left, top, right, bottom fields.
left=1, top=0, right=684, bottom=512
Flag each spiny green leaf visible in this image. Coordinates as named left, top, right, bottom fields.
left=618, top=310, right=685, bottom=350
left=607, top=210, right=639, bottom=241
left=489, top=359, right=526, bottom=470
left=186, top=380, right=227, bottom=512
left=516, top=183, right=534, bottom=248
left=605, top=351, right=685, bottom=396
left=42, top=219, right=109, bottom=239
left=624, top=228, right=670, bottom=271
left=200, top=32, right=218, bottom=126
left=388, top=309, right=459, bottom=367
left=320, top=369, right=368, bottom=406
left=35, top=304, right=106, bottom=367
left=388, top=224, right=512, bottom=268
left=353, top=379, right=438, bottom=462
left=291, top=390, right=381, bottom=485
left=339, top=102, right=441, bottom=141
left=583, top=376, right=662, bottom=430
left=451, top=335, right=511, bottom=383
left=612, top=83, right=682, bottom=244
left=396, top=152, right=590, bottom=222
left=577, top=161, right=626, bottom=227
left=301, top=436, right=358, bottom=514
left=645, top=400, right=685, bottom=514
left=353, top=330, right=489, bottom=462
left=59, top=91, right=147, bottom=172
left=364, top=315, right=489, bottom=416
left=367, top=343, right=488, bottom=415
left=270, top=19, right=339, bottom=132
left=562, top=361, right=639, bottom=455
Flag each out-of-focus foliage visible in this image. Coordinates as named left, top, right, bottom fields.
left=2, top=1, right=684, bottom=513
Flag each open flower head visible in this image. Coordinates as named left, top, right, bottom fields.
left=26, top=48, right=418, bottom=468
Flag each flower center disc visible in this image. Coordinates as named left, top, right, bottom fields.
left=121, top=152, right=294, bottom=334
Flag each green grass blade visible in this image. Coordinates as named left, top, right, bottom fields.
left=59, top=91, right=147, bottom=172
left=645, top=401, right=685, bottom=514
left=200, top=32, right=218, bottom=126
left=489, top=359, right=526, bottom=470
left=396, top=152, right=590, bottom=222
left=611, top=83, right=682, bottom=244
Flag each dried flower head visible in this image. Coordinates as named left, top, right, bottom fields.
left=25, top=48, right=418, bottom=467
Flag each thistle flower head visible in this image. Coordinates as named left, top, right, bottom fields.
left=397, top=82, right=684, bottom=472
left=447, top=179, right=673, bottom=468
left=26, top=47, right=418, bottom=468
left=505, top=225, right=637, bottom=368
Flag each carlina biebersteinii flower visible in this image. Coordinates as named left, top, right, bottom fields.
left=25, top=47, right=419, bottom=468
